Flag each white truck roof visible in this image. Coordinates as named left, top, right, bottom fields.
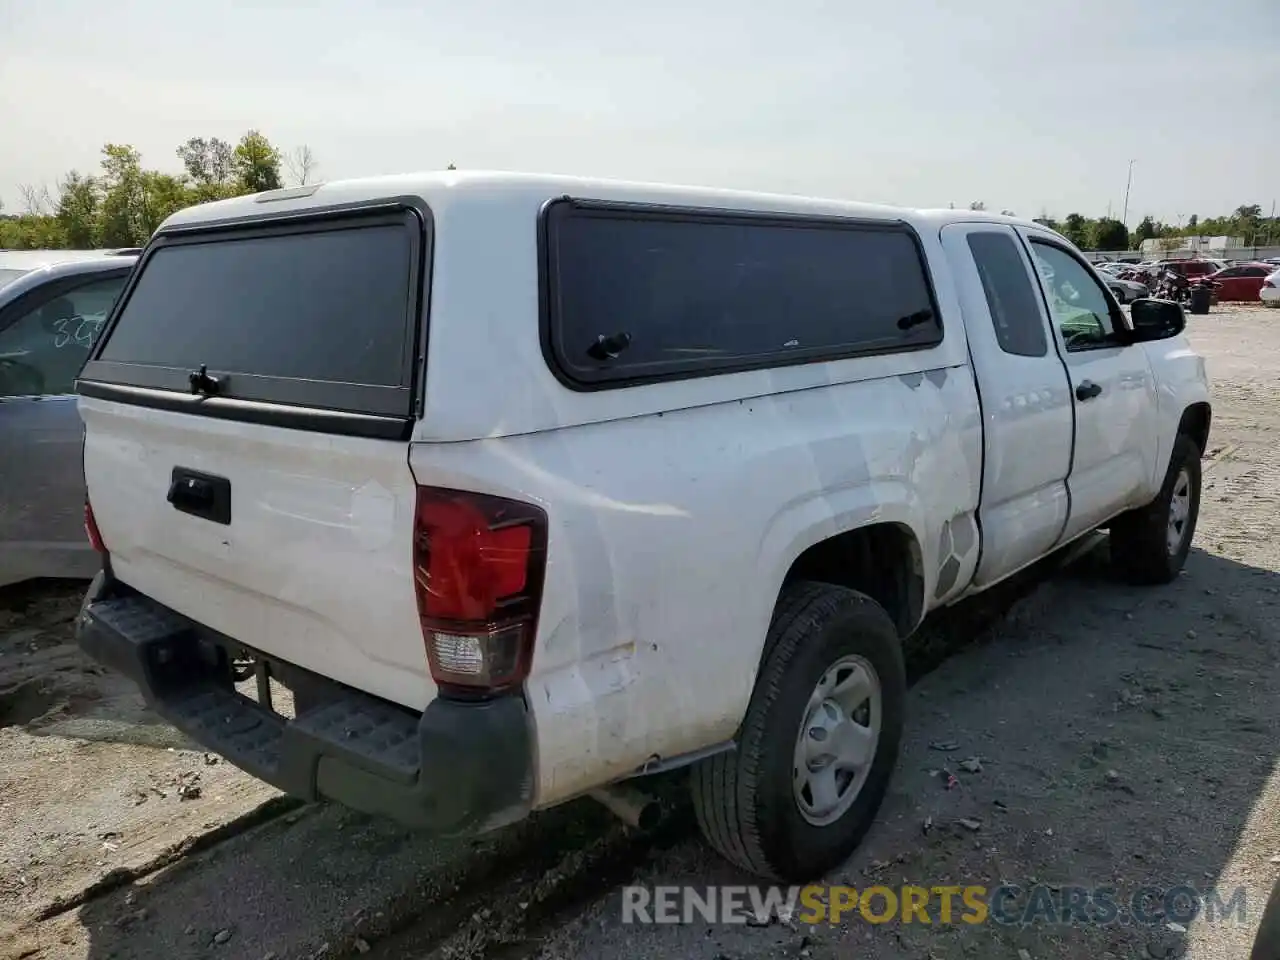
left=159, top=169, right=1048, bottom=236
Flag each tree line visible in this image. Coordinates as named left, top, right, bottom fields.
left=5, top=147, right=1275, bottom=253
left=0, top=132, right=317, bottom=250
left=966, top=200, right=1279, bottom=251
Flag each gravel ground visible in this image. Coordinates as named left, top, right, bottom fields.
left=1, top=304, right=1277, bottom=960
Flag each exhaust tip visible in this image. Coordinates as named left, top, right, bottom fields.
left=590, top=785, right=662, bottom=830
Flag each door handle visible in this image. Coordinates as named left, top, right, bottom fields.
left=1075, top=380, right=1103, bottom=401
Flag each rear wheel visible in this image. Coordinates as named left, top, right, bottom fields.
left=1109, top=434, right=1202, bottom=584
left=691, top=581, right=905, bottom=882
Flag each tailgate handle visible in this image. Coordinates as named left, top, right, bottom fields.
left=167, top=468, right=232, bottom=525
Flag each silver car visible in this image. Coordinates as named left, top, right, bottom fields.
left=0, top=251, right=137, bottom=586
left=1093, top=268, right=1150, bottom=304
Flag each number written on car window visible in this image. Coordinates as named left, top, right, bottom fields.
left=0, top=275, right=128, bottom=398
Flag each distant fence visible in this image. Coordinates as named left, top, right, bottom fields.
left=1088, top=247, right=1280, bottom=263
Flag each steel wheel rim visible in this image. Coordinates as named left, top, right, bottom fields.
left=792, top=654, right=882, bottom=827
left=1167, top=468, right=1192, bottom=555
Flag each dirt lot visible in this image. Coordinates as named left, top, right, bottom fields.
left=2, top=304, right=1278, bottom=960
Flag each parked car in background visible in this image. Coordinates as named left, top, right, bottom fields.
left=1201, top=262, right=1275, bottom=302
left=1156, top=259, right=1218, bottom=280
left=1260, top=269, right=1280, bottom=307
left=1128, top=263, right=1162, bottom=286
left=0, top=249, right=139, bottom=290
left=1097, top=271, right=1150, bottom=303
left=0, top=251, right=138, bottom=586
left=1092, top=262, right=1150, bottom=301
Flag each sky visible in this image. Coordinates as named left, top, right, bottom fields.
left=1, top=0, right=1277, bottom=225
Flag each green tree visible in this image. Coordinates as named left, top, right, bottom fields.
left=56, top=171, right=101, bottom=247
left=97, top=144, right=148, bottom=246
left=0, top=213, right=65, bottom=249
left=233, top=130, right=282, bottom=192
left=6, top=130, right=310, bottom=250
left=1090, top=217, right=1129, bottom=251
left=1187, top=214, right=1198, bottom=232
left=1133, top=216, right=1157, bottom=248
left=176, top=137, right=236, bottom=199
left=1060, top=213, right=1090, bottom=248
left=139, top=172, right=194, bottom=236
left=1233, top=203, right=1262, bottom=240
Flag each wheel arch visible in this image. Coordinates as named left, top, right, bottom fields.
left=779, top=520, right=926, bottom=644
left=1178, top=401, right=1212, bottom=456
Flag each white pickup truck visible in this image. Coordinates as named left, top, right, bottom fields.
left=75, top=172, right=1210, bottom=883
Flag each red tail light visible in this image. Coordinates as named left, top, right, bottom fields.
left=84, top=499, right=106, bottom=553
left=413, top=487, right=547, bottom=694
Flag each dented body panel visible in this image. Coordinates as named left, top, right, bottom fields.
left=408, top=365, right=982, bottom=804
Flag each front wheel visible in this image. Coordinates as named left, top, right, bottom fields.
left=1109, top=433, right=1202, bottom=584
left=691, top=582, right=905, bottom=882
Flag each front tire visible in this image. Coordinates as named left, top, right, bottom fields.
left=691, top=582, right=905, bottom=882
left=1109, top=433, right=1202, bottom=584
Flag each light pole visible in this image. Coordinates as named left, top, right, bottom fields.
left=1121, top=159, right=1135, bottom=228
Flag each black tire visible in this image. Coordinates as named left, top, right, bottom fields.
left=1251, top=873, right=1280, bottom=959
left=691, top=581, right=905, bottom=882
left=1109, top=433, right=1202, bottom=585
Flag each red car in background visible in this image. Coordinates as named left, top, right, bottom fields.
left=1157, top=259, right=1218, bottom=279
left=1201, top=262, right=1275, bottom=302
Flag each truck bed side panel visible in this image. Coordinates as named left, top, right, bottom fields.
left=409, top=365, right=981, bottom=806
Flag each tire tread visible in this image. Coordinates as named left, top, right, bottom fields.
left=692, top=581, right=897, bottom=880
left=1111, top=434, right=1201, bottom=585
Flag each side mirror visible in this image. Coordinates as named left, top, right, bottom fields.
left=1127, top=298, right=1186, bottom=342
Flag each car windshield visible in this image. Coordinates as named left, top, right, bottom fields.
left=0, top=268, right=32, bottom=289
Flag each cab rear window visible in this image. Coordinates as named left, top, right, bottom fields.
left=80, top=209, right=424, bottom=428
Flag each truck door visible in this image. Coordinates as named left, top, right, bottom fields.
left=940, top=223, right=1073, bottom=587
left=1017, top=232, right=1160, bottom=543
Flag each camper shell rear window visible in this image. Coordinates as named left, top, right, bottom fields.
left=79, top=205, right=427, bottom=438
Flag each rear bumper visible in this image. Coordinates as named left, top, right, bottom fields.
left=75, top=571, right=534, bottom=835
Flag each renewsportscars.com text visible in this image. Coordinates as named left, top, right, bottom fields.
left=621, top=884, right=1250, bottom=927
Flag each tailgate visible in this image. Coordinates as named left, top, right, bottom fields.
left=77, top=204, right=435, bottom=710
